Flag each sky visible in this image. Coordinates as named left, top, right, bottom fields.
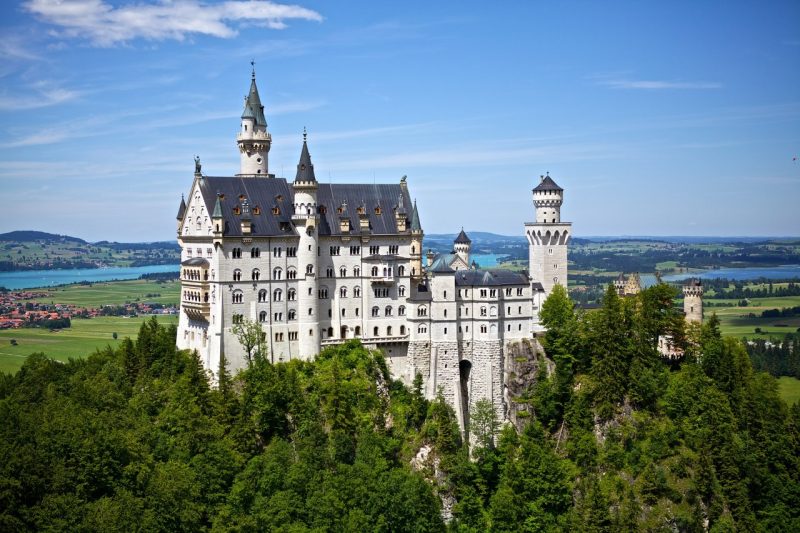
left=0, top=0, right=798, bottom=242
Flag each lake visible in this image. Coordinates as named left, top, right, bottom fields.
left=0, top=264, right=179, bottom=290
left=639, top=265, right=800, bottom=287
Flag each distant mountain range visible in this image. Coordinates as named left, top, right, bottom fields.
left=0, top=231, right=174, bottom=247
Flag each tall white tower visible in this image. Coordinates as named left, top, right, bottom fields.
left=524, top=173, right=571, bottom=299
left=683, top=279, right=703, bottom=323
left=453, top=228, right=471, bottom=266
left=237, top=67, right=271, bottom=177
left=292, top=131, right=320, bottom=358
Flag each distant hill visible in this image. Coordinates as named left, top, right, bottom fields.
left=0, top=231, right=86, bottom=244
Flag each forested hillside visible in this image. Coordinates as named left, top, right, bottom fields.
left=2, top=285, right=799, bottom=531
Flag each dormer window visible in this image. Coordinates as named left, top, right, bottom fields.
left=252, top=206, right=260, bottom=215
left=233, top=206, right=241, bottom=215
left=272, top=206, right=280, bottom=215
left=357, top=206, right=365, bottom=215
left=276, top=195, right=283, bottom=201
left=319, top=206, right=327, bottom=215
left=239, top=195, right=246, bottom=201
left=374, top=206, right=382, bottom=215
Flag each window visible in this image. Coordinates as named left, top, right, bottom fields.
left=354, top=266, right=361, bottom=277
left=273, top=267, right=282, bottom=280
left=288, top=288, right=296, bottom=301
left=232, top=290, right=243, bottom=304
left=480, top=306, right=487, bottom=317
left=287, top=247, right=297, bottom=257
left=548, top=248, right=553, bottom=255
left=326, top=267, right=334, bottom=278
left=251, top=247, right=260, bottom=258
left=387, top=326, right=393, bottom=336
left=275, top=332, right=284, bottom=342
left=329, top=246, right=340, bottom=256
left=341, top=308, right=346, bottom=317
left=518, top=306, right=522, bottom=313
left=233, top=269, right=242, bottom=281
left=354, top=286, right=361, bottom=297
left=398, top=266, right=405, bottom=277
left=444, top=290, right=447, bottom=299
left=306, top=264, right=314, bottom=275
left=385, top=305, right=392, bottom=316
left=355, top=308, right=360, bottom=317
left=517, top=288, right=523, bottom=296
left=318, top=287, right=329, bottom=299
left=258, top=289, right=268, bottom=302
left=480, top=289, right=487, bottom=297
left=444, top=327, right=447, bottom=335
left=252, top=269, right=260, bottom=281
left=273, top=247, right=282, bottom=257
left=369, top=245, right=380, bottom=255
left=373, top=326, right=379, bottom=336
left=373, top=287, right=389, bottom=298
left=289, top=331, right=298, bottom=341
left=232, top=247, right=242, bottom=259
left=372, top=306, right=380, bottom=317
left=340, top=287, right=347, bottom=298
left=490, top=289, right=497, bottom=297
left=308, top=308, right=313, bottom=316
left=398, top=305, right=406, bottom=316
left=340, top=266, right=347, bottom=277
left=274, top=312, right=283, bottom=322
left=273, top=289, right=282, bottom=302
left=508, top=306, right=511, bottom=314
left=288, top=309, right=296, bottom=320
left=287, top=268, right=297, bottom=280
left=417, top=306, right=427, bottom=317
left=481, top=325, right=487, bottom=333
left=355, top=326, right=361, bottom=336
left=400, top=325, right=406, bottom=335
left=490, top=306, right=497, bottom=317
left=389, top=245, right=399, bottom=254
left=350, top=246, right=360, bottom=255
left=371, top=266, right=379, bottom=277
left=444, top=309, right=447, bottom=317
left=232, top=314, right=243, bottom=324
left=418, top=325, right=427, bottom=334
left=505, top=288, right=512, bottom=296
left=399, top=285, right=406, bottom=297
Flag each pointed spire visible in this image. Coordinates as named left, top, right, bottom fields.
left=212, top=194, right=223, bottom=218
left=455, top=227, right=471, bottom=244
left=241, top=65, right=267, bottom=127
left=176, top=195, right=186, bottom=220
left=410, top=199, right=422, bottom=232
left=294, top=131, right=316, bottom=183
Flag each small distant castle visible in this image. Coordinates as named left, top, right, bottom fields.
left=174, top=69, right=571, bottom=436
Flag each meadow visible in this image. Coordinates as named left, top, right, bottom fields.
left=0, top=314, right=178, bottom=374
left=708, top=295, right=800, bottom=339
left=30, top=279, right=180, bottom=306
left=777, top=376, right=800, bottom=406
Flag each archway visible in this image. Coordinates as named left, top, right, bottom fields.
left=459, top=360, right=472, bottom=442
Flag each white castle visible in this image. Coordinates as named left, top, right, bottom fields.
left=176, top=71, right=571, bottom=434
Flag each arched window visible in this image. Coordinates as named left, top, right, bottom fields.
left=251, top=247, right=260, bottom=258
left=273, top=289, right=282, bottom=302
left=232, top=290, right=243, bottom=304
left=259, top=311, right=267, bottom=322
left=490, top=306, right=497, bottom=317
left=400, top=325, right=406, bottom=335
left=387, top=326, right=393, bottom=336
left=340, top=266, right=347, bottom=277
left=398, top=285, right=406, bottom=297
left=372, top=306, right=380, bottom=317
left=480, top=306, right=487, bottom=317
left=273, top=267, right=282, bottom=280
left=326, top=267, right=334, bottom=278
left=354, top=266, right=361, bottom=277
left=371, top=266, right=378, bottom=276
left=340, top=287, right=347, bottom=298
left=233, top=269, right=242, bottom=281
left=287, top=288, right=296, bottom=301
left=373, top=326, right=379, bottom=336
left=258, top=289, right=268, bottom=302
left=287, top=268, right=297, bottom=280
left=252, top=268, right=260, bottom=281
left=417, top=305, right=427, bottom=317
left=398, top=266, right=405, bottom=276
left=418, top=324, right=427, bottom=334
left=306, top=264, right=314, bottom=275
left=398, top=305, right=406, bottom=316
left=328, top=327, right=334, bottom=337
left=385, top=305, right=392, bottom=316
left=354, top=326, right=361, bottom=336
left=354, top=286, right=361, bottom=297
left=288, top=309, right=296, bottom=320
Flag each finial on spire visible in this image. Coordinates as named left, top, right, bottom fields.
left=250, top=59, right=255, bottom=79
left=303, top=126, right=307, bottom=142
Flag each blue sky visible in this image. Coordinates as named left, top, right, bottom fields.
left=0, top=1, right=798, bottom=242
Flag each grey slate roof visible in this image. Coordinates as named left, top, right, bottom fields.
left=295, top=140, right=316, bottom=182
left=317, top=183, right=412, bottom=236
left=241, top=76, right=267, bottom=127
left=454, top=228, right=471, bottom=244
left=182, top=257, right=209, bottom=267
left=533, top=175, right=563, bottom=192
left=410, top=199, right=422, bottom=232
left=428, top=254, right=457, bottom=273
left=177, top=195, right=186, bottom=221
left=454, top=269, right=530, bottom=287
left=199, top=176, right=297, bottom=237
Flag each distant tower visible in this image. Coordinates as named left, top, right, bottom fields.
left=454, top=228, right=471, bottom=266
left=292, top=131, right=320, bottom=358
left=683, top=278, right=704, bottom=323
left=524, top=173, right=571, bottom=298
left=410, top=199, right=424, bottom=277
left=237, top=66, right=271, bottom=176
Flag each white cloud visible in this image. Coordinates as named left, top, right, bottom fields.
left=23, top=0, right=323, bottom=46
left=598, top=79, right=722, bottom=90
left=0, top=82, right=80, bottom=111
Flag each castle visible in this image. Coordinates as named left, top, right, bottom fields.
left=175, top=71, right=571, bottom=434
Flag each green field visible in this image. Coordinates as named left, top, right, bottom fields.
left=709, top=295, right=800, bottom=339
left=29, top=279, right=180, bottom=307
left=0, top=314, right=178, bottom=374
left=777, top=376, right=800, bottom=406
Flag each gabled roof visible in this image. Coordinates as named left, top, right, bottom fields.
left=454, top=228, right=471, bottom=244
left=454, top=269, right=530, bottom=287
left=176, top=195, right=186, bottom=221
left=533, top=175, right=563, bottom=192
left=294, top=139, right=316, bottom=183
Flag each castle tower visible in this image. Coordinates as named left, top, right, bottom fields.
left=524, top=173, right=571, bottom=303
left=454, top=228, right=471, bottom=266
left=292, top=131, right=320, bottom=358
left=683, top=278, right=703, bottom=323
left=237, top=67, right=272, bottom=176
left=410, top=199, right=424, bottom=277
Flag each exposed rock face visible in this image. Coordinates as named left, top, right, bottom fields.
left=410, top=444, right=455, bottom=522
left=503, top=337, right=552, bottom=432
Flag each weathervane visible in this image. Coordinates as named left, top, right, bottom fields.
left=250, top=59, right=255, bottom=79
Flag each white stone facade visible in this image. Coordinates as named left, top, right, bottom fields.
left=176, top=73, right=571, bottom=439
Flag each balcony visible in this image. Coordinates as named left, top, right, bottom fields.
left=183, top=300, right=210, bottom=322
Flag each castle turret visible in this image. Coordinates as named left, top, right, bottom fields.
left=524, top=173, right=571, bottom=329
left=292, top=131, right=320, bottom=358
left=683, top=278, right=703, bottom=323
left=410, top=199, right=423, bottom=277
left=453, top=228, right=471, bottom=266
left=236, top=66, right=271, bottom=176
left=176, top=195, right=186, bottom=233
